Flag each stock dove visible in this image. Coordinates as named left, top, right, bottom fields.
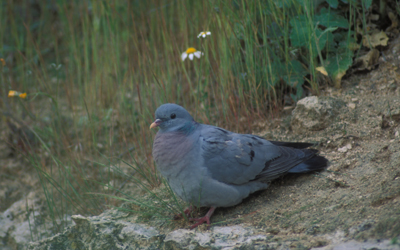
left=150, top=103, right=328, bottom=229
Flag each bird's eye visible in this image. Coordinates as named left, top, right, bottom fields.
left=170, top=113, right=176, bottom=119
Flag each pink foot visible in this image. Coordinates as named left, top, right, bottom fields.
left=189, top=207, right=216, bottom=229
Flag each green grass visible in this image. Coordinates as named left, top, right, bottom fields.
left=0, top=0, right=362, bottom=239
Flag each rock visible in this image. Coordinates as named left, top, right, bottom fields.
left=338, top=143, right=352, bottom=153
left=0, top=192, right=59, bottom=250
left=28, top=210, right=161, bottom=250
left=311, top=231, right=400, bottom=250
left=27, top=208, right=400, bottom=250
left=291, top=96, right=345, bottom=133
left=348, top=103, right=356, bottom=109
left=311, top=239, right=400, bottom=250
left=164, top=225, right=269, bottom=250
left=28, top=210, right=271, bottom=250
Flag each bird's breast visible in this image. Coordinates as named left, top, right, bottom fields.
left=152, top=131, right=198, bottom=176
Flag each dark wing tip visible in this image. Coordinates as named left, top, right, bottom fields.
left=287, top=155, right=328, bottom=173
left=269, top=141, right=316, bottom=149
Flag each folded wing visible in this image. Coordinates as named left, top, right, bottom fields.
left=200, top=126, right=327, bottom=185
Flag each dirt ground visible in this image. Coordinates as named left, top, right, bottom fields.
left=2, top=38, right=400, bottom=250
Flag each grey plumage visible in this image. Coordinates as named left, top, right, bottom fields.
left=151, top=103, right=328, bottom=228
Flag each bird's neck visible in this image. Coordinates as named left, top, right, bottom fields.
left=176, top=121, right=197, bottom=135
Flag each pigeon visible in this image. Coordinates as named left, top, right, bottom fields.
left=150, top=103, right=328, bottom=229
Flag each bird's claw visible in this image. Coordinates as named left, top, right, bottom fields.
left=174, top=206, right=195, bottom=220
left=189, top=216, right=211, bottom=229
left=189, top=207, right=216, bottom=230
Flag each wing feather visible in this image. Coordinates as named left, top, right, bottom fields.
left=200, top=126, right=280, bottom=185
left=199, top=125, right=326, bottom=185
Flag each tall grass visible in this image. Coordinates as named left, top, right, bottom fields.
left=0, top=0, right=355, bottom=238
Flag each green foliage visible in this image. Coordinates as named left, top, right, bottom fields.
left=314, top=8, right=349, bottom=28
left=285, top=2, right=356, bottom=92
left=325, top=52, right=353, bottom=79
left=285, top=60, right=308, bottom=101
left=325, top=0, right=339, bottom=8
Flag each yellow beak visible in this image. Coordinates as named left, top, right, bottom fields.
left=150, top=119, right=162, bottom=129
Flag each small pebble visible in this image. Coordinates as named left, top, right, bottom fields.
left=338, top=143, right=352, bottom=153
left=348, top=103, right=356, bottom=109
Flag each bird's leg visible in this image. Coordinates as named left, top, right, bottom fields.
left=173, top=205, right=196, bottom=220
left=184, top=205, right=195, bottom=217
left=189, top=207, right=216, bottom=229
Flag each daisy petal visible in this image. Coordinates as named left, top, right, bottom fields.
left=194, top=51, right=202, bottom=58
left=181, top=52, right=188, bottom=61
left=189, top=53, right=194, bottom=60
left=198, top=31, right=211, bottom=38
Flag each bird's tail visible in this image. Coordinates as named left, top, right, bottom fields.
left=269, top=141, right=316, bottom=149
left=287, top=154, right=328, bottom=173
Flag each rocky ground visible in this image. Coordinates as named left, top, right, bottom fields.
left=2, top=36, right=400, bottom=250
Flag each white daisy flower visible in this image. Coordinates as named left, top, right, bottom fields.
left=197, top=31, right=211, bottom=38
left=181, top=47, right=204, bottom=61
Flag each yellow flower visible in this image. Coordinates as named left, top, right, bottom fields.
left=8, top=90, right=27, bottom=99
left=197, top=31, right=211, bottom=38
left=8, top=90, right=16, bottom=97
left=181, top=47, right=203, bottom=61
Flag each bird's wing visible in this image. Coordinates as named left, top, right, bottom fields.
left=199, top=125, right=322, bottom=185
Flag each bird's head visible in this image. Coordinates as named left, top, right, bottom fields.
left=150, top=103, right=195, bottom=133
